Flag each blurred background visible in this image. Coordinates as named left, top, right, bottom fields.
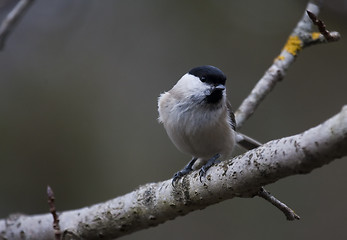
left=0, top=0, right=346, bottom=239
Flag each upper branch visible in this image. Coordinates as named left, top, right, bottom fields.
left=1, top=106, right=346, bottom=240
left=0, top=0, right=35, bottom=50
left=234, top=0, right=340, bottom=129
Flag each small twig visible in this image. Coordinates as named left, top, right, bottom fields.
left=306, top=10, right=340, bottom=42
left=0, top=0, right=35, bottom=50
left=235, top=134, right=299, bottom=220
left=47, top=185, right=61, bottom=240
left=257, top=187, right=300, bottom=221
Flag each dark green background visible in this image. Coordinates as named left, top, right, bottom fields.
left=0, top=0, right=346, bottom=239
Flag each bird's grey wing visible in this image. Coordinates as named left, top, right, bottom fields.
left=227, top=100, right=262, bottom=150
left=227, top=100, right=236, bottom=131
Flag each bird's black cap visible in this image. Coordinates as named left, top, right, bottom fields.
left=189, top=65, right=226, bottom=86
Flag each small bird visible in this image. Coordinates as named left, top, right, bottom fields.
left=158, top=65, right=243, bottom=184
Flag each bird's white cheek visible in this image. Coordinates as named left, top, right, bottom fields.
left=203, top=88, right=212, bottom=96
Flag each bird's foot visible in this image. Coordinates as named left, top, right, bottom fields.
left=199, top=153, right=221, bottom=182
left=172, top=157, right=197, bottom=187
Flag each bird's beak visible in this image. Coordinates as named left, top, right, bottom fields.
left=204, top=84, right=225, bottom=96
left=214, top=84, right=225, bottom=91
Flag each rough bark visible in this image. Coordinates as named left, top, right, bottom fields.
left=1, top=106, right=346, bottom=240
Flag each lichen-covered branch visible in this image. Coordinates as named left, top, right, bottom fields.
left=1, top=106, right=346, bottom=240
left=0, top=0, right=35, bottom=50
left=234, top=0, right=340, bottom=129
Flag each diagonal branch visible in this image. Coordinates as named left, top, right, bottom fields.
left=0, top=0, right=35, bottom=50
left=1, top=106, right=346, bottom=240
left=234, top=0, right=340, bottom=129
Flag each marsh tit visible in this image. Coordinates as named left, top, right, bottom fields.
left=158, top=65, right=259, bottom=184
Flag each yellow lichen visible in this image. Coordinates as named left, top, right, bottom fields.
left=275, top=55, right=285, bottom=62
left=311, top=32, right=321, bottom=40
left=283, top=35, right=302, bottom=56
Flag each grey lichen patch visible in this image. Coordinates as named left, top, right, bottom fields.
left=6, top=213, right=23, bottom=226
left=92, top=217, right=102, bottom=223
left=221, top=161, right=229, bottom=176
left=105, top=210, right=114, bottom=219
left=253, top=159, right=260, bottom=169
left=294, top=140, right=301, bottom=152
left=171, top=176, right=192, bottom=207
left=231, top=171, right=237, bottom=179
left=142, top=187, right=156, bottom=208
left=169, top=203, right=176, bottom=208
left=80, top=223, right=91, bottom=231
left=62, top=230, right=82, bottom=240
left=182, top=177, right=192, bottom=205
left=255, top=149, right=264, bottom=160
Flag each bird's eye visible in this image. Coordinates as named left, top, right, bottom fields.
left=200, top=76, right=206, bottom=82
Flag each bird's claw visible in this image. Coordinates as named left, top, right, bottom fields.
left=171, top=157, right=197, bottom=187
left=198, top=154, right=221, bottom=182
left=199, top=167, right=207, bottom=182
left=172, top=171, right=184, bottom=187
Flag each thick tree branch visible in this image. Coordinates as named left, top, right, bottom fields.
left=234, top=0, right=340, bottom=129
left=0, top=0, right=35, bottom=50
left=1, top=106, right=346, bottom=240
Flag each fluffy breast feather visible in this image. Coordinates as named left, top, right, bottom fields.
left=158, top=91, right=235, bottom=159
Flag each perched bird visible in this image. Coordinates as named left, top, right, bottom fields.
left=158, top=65, right=259, bottom=184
